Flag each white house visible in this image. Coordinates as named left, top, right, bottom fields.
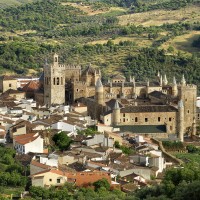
left=14, top=133, right=44, bottom=154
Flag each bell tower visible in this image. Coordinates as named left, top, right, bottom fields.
left=44, top=53, right=65, bottom=107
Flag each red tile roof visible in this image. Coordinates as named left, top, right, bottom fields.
left=31, top=160, right=51, bottom=169
left=14, top=133, right=40, bottom=145
left=22, top=80, right=40, bottom=92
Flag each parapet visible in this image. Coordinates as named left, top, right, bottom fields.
left=65, top=64, right=81, bottom=70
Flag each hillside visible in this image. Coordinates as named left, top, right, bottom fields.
left=0, top=0, right=35, bottom=9
left=0, top=0, right=200, bottom=91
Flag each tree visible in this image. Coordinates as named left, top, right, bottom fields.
left=93, top=178, right=110, bottom=191
left=52, top=132, right=72, bottom=151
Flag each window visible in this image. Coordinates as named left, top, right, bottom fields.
left=49, top=179, right=52, bottom=182
left=135, top=117, right=138, bottom=122
left=145, top=118, right=148, bottom=122
left=123, top=113, right=125, bottom=117
left=158, top=117, right=160, bottom=122
left=53, top=78, right=55, bottom=85
left=169, top=117, right=171, bottom=121
left=57, top=77, right=59, bottom=85
left=57, top=179, right=60, bottom=183
left=61, top=77, right=63, bottom=85
left=9, top=83, right=12, bottom=87
left=188, top=110, right=190, bottom=114
left=123, top=118, right=125, bottom=122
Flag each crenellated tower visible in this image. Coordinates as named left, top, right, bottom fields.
left=43, top=53, right=65, bottom=107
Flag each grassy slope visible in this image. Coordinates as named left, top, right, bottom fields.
left=0, top=0, right=34, bottom=8
left=118, top=4, right=200, bottom=26
left=0, top=1, right=200, bottom=75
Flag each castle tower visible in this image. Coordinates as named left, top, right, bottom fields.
left=178, top=100, right=184, bottom=142
left=43, top=53, right=65, bottom=107
left=172, top=76, right=178, bottom=97
left=178, top=76, right=197, bottom=135
left=95, top=78, right=104, bottom=105
left=112, top=100, right=120, bottom=126
left=95, top=78, right=104, bottom=120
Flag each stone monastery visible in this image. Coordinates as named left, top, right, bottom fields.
left=8, top=53, right=198, bottom=141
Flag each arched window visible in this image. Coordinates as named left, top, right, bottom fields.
left=53, top=78, right=55, bottom=85
left=57, top=77, right=59, bottom=85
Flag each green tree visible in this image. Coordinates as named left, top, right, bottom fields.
left=52, top=132, right=72, bottom=151
left=93, top=178, right=110, bottom=191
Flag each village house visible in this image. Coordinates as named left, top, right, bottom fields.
left=30, top=168, right=111, bottom=188
left=13, top=133, right=44, bottom=154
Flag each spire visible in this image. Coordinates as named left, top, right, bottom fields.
left=129, top=76, right=132, bottom=82
left=181, top=74, right=186, bottom=85
left=178, top=100, right=184, bottom=108
left=132, top=76, right=135, bottom=86
left=173, top=76, right=177, bottom=85
left=163, top=74, right=168, bottom=85
left=114, top=100, right=120, bottom=110
left=147, top=79, right=149, bottom=87
left=96, top=78, right=103, bottom=88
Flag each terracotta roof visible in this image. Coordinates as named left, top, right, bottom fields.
left=22, top=80, right=40, bottom=92
left=30, top=168, right=66, bottom=177
left=31, top=160, right=50, bottom=169
left=14, top=133, right=40, bottom=145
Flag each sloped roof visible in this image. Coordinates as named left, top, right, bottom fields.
left=82, top=65, right=96, bottom=75
left=14, top=133, right=40, bottom=145
left=112, top=74, right=126, bottom=80
left=22, top=80, right=40, bottom=92
left=106, top=99, right=123, bottom=109
left=115, top=125, right=167, bottom=133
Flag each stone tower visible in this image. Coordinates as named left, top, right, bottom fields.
left=178, top=100, right=184, bottom=142
left=112, top=100, right=120, bottom=126
left=178, top=75, right=197, bottom=135
left=95, top=78, right=104, bottom=106
left=44, top=53, right=65, bottom=107
left=95, top=78, right=104, bottom=120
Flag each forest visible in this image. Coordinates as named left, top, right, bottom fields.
left=0, top=0, right=200, bottom=92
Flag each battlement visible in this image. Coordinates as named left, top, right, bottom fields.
left=178, top=84, right=197, bottom=89
left=66, top=65, right=81, bottom=70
